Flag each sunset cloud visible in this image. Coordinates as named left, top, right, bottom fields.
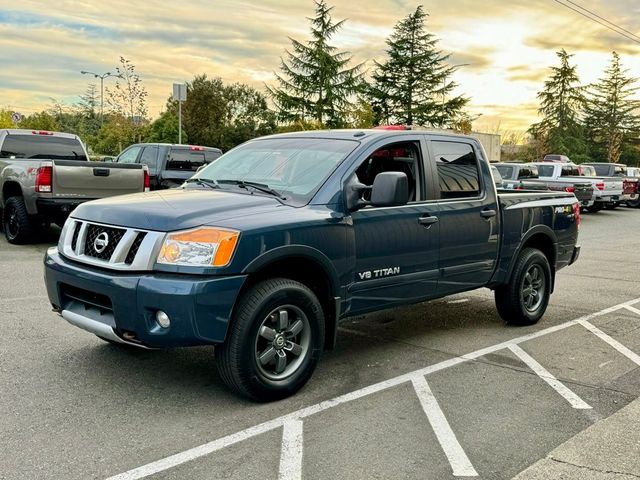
left=1, top=0, right=640, bottom=131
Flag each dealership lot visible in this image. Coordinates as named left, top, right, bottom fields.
left=1, top=209, right=639, bottom=480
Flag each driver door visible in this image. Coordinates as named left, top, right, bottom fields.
left=347, top=137, right=440, bottom=314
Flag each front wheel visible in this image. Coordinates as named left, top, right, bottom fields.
left=495, top=248, right=552, bottom=326
left=215, top=278, right=325, bottom=401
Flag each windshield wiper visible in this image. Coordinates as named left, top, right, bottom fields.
left=216, top=179, right=286, bottom=199
left=184, top=178, right=220, bottom=189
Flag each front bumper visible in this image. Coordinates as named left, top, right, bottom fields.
left=44, top=248, right=246, bottom=348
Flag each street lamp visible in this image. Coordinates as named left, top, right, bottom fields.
left=80, top=70, right=121, bottom=124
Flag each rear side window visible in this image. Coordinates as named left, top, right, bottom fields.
left=561, top=165, right=580, bottom=176
left=139, top=146, right=159, bottom=170
left=518, top=166, right=537, bottom=179
left=614, top=165, right=626, bottom=176
left=117, top=146, right=142, bottom=164
left=0, top=134, right=87, bottom=160
left=592, top=165, right=609, bottom=176
left=167, top=148, right=206, bottom=171
left=433, top=141, right=481, bottom=199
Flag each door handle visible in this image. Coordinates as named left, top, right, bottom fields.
left=419, top=215, right=439, bottom=226
left=480, top=209, right=497, bottom=219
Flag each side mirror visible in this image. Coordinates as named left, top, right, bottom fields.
left=370, top=172, right=409, bottom=207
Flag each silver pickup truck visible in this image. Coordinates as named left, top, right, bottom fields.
left=0, top=129, right=149, bottom=243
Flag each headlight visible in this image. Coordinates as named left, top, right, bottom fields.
left=157, top=227, right=240, bottom=267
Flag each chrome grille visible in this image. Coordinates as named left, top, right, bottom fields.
left=58, top=220, right=164, bottom=271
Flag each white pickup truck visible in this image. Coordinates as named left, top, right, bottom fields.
left=531, top=162, right=623, bottom=213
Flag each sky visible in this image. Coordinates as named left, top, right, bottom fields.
left=1, top=0, right=640, bottom=132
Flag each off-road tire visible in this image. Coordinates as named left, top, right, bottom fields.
left=216, top=278, right=325, bottom=402
left=495, top=248, right=552, bottom=326
left=3, top=196, right=35, bottom=244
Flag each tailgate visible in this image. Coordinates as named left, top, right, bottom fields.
left=52, top=161, right=144, bottom=199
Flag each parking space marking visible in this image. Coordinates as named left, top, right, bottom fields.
left=578, top=320, right=640, bottom=367
left=411, top=375, right=478, bottom=477
left=105, top=297, right=640, bottom=480
left=509, top=345, right=591, bottom=409
left=278, top=420, right=304, bottom=480
left=622, top=305, right=640, bottom=317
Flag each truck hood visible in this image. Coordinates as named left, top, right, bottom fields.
left=71, top=188, right=289, bottom=231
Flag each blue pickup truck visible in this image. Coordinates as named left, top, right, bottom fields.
left=44, top=129, right=580, bottom=401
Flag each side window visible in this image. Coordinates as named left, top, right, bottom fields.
left=354, top=141, right=422, bottom=203
left=139, top=146, right=159, bottom=170
left=537, top=165, right=554, bottom=177
left=117, top=146, right=142, bottom=164
left=432, top=141, right=480, bottom=199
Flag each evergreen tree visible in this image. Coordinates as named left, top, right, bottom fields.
left=369, top=5, right=468, bottom=127
left=529, top=49, right=587, bottom=158
left=267, top=0, right=362, bottom=128
left=78, top=84, right=99, bottom=119
left=584, top=52, right=640, bottom=163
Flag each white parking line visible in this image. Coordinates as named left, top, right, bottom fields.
left=278, top=420, right=304, bottom=480
left=411, top=375, right=478, bottom=477
left=622, top=305, right=640, bottom=317
left=105, top=297, right=640, bottom=480
left=578, top=320, right=640, bottom=367
left=509, top=345, right=591, bottom=410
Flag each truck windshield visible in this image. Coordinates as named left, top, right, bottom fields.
left=193, top=137, right=358, bottom=203
left=0, top=134, right=87, bottom=160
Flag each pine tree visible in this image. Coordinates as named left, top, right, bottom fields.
left=584, top=52, right=640, bottom=163
left=78, top=84, right=98, bottom=118
left=369, top=5, right=468, bottom=127
left=267, top=0, right=362, bottom=128
left=529, top=49, right=587, bottom=158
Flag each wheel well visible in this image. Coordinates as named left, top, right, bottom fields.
left=522, top=233, right=556, bottom=271
left=2, top=181, right=22, bottom=204
left=240, top=256, right=338, bottom=350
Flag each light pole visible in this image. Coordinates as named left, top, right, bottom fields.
left=80, top=71, right=121, bottom=125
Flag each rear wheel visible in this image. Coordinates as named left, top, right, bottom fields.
left=495, top=248, right=552, bottom=326
left=626, top=197, right=640, bottom=208
left=216, top=278, right=324, bottom=401
left=3, top=196, right=35, bottom=244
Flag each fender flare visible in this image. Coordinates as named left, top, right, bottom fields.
left=242, top=244, right=341, bottom=299
left=505, top=225, right=558, bottom=289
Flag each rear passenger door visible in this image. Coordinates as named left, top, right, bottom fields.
left=427, top=137, right=499, bottom=295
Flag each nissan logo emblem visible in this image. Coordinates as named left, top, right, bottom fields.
left=93, top=232, right=110, bottom=254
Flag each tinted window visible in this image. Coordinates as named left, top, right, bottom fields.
left=139, top=146, right=159, bottom=170
left=0, top=134, right=87, bottom=160
left=614, top=165, right=626, bottom=176
left=537, top=165, right=555, bottom=177
left=204, top=150, right=222, bottom=163
left=592, top=165, right=609, bottom=176
left=433, top=141, right=480, bottom=199
left=167, top=149, right=207, bottom=171
left=561, top=165, right=580, bottom=176
left=195, top=138, right=357, bottom=204
left=495, top=165, right=514, bottom=179
left=117, top=146, right=142, bottom=164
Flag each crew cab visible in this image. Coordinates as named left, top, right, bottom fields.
left=493, top=163, right=549, bottom=191
left=44, top=130, right=580, bottom=401
left=113, top=143, right=222, bottom=190
left=0, top=129, right=149, bottom=243
left=527, top=162, right=594, bottom=207
left=582, top=162, right=639, bottom=208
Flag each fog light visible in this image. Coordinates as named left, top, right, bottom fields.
left=156, top=310, right=170, bottom=328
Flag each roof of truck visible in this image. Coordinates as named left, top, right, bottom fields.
left=0, top=129, right=79, bottom=139
left=254, top=128, right=480, bottom=144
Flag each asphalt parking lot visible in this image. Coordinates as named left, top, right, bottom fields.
left=1, top=208, right=639, bottom=480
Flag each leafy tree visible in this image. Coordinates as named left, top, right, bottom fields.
left=529, top=49, right=587, bottom=158
left=184, top=75, right=275, bottom=151
left=368, top=5, right=468, bottom=127
left=19, top=111, right=59, bottom=131
left=91, top=114, right=138, bottom=155
left=147, top=99, right=183, bottom=144
left=0, top=109, right=16, bottom=128
left=267, top=0, right=362, bottom=128
left=584, top=52, right=640, bottom=163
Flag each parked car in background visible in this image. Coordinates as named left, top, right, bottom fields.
left=490, top=165, right=504, bottom=188
left=626, top=167, right=640, bottom=207
left=45, top=129, right=580, bottom=400
left=582, top=162, right=639, bottom=208
left=0, top=129, right=149, bottom=244
left=543, top=154, right=571, bottom=163
left=527, top=162, right=595, bottom=208
left=113, top=143, right=222, bottom=190
left=493, top=163, right=549, bottom=191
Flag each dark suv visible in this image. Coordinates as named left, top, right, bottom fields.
left=114, top=143, right=222, bottom=190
